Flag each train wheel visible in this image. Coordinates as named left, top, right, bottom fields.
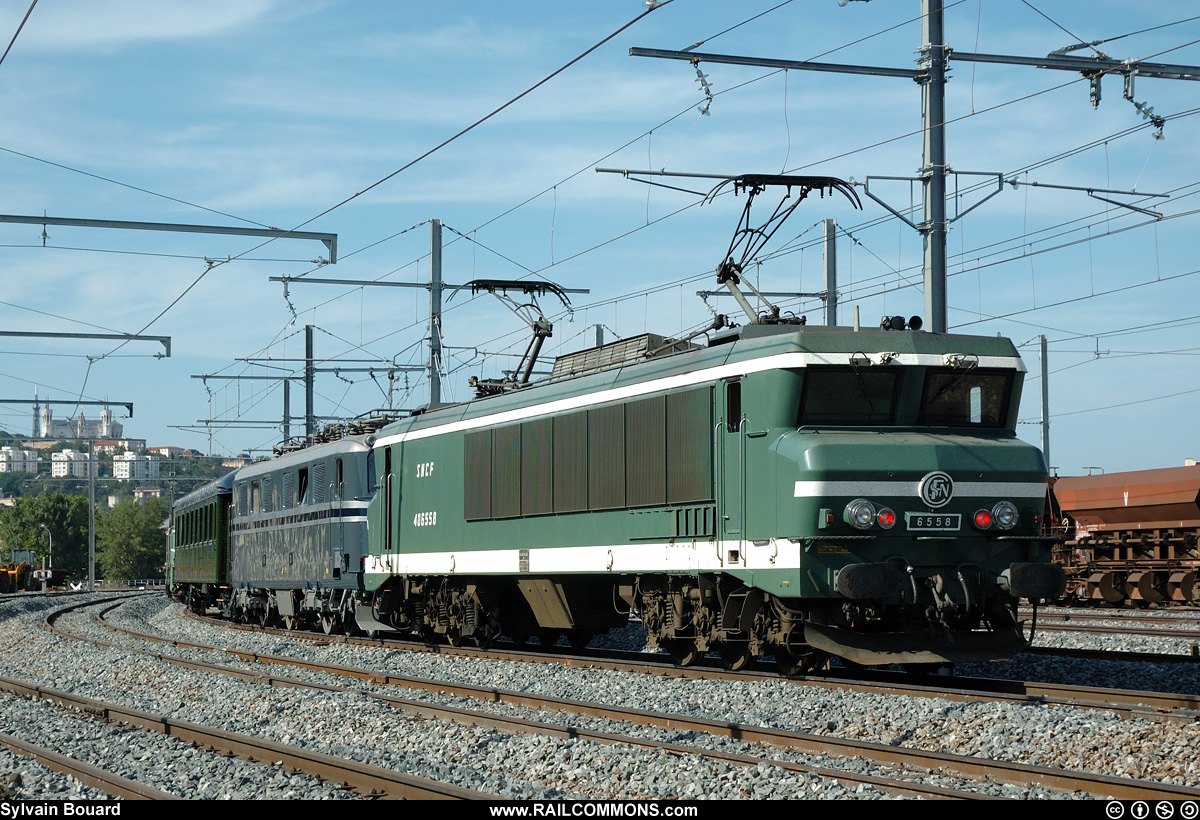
left=537, top=630, right=563, bottom=648
left=320, top=614, right=337, bottom=635
left=445, top=627, right=465, bottom=647
left=663, top=640, right=702, bottom=667
left=775, top=647, right=825, bottom=677
left=258, top=608, right=270, bottom=628
left=719, top=645, right=753, bottom=672
left=567, top=630, right=594, bottom=650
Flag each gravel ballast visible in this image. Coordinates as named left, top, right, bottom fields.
left=1, top=592, right=1196, bottom=800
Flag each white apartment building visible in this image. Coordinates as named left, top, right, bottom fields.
left=51, top=449, right=92, bottom=478
left=112, top=452, right=161, bottom=481
left=0, top=447, right=40, bottom=474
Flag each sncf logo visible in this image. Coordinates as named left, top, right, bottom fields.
left=919, top=471, right=954, bottom=509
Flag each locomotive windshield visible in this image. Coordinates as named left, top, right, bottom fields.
left=798, top=366, right=901, bottom=425
left=918, top=367, right=1013, bottom=428
left=796, top=364, right=1015, bottom=428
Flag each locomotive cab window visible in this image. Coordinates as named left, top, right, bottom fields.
left=297, top=468, right=309, bottom=506
left=919, top=367, right=1013, bottom=428
left=798, top=366, right=901, bottom=425
left=725, top=380, right=742, bottom=432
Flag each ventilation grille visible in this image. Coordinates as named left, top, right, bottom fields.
left=549, top=334, right=700, bottom=382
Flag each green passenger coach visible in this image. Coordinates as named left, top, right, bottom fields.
left=169, top=470, right=235, bottom=614
left=359, top=323, right=1066, bottom=672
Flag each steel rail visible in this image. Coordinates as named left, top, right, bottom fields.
left=0, top=673, right=484, bottom=801
left=1028, top=609, right=1200, bottom=627
left=167, top=609, right=1200, bottom=719
left=1033, top=621, right=1200, bottom=641
left=1026, top=644, right=1200, bottom=665
left=80, top=598, right=1200, bottom=800
left=0, top=731, right=181, bottom=800
left=37, top=597, right=486, bottom=800
left=74, top=604, right=987, bottom=799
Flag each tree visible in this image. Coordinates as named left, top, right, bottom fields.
left=96, top=498, right=169, bottom=580
left=0, top=472, right=26, bottom=498
left=0, top=493, right=89, bottom=577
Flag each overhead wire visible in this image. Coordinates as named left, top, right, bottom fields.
left=274, top=1, right=966, bottom=361
left=33, top=4, right=1197, bottom=446
left=229, top=1, right=974, bottom=380
left=0, top=0, right=37, bottom=70
left=95, top=1, right=677, bottom=364
left=0, top=145, right=275, bottom=229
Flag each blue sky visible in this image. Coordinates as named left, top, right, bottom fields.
left=0, top=0, right=1197, bottom=476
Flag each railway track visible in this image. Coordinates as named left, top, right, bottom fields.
left=51, top=598, right=995, bottom=799
left=0, top=729, right=181, bottom=800
left=1034, top=620, right=1200, bottom=642
left=64, top=595, right=1200, bottom=800
left=1030, top=606, right=1200, bottom=626
left=0, top=673, right=481, bottom=800
left=171, top=606, right=1200, bottom=719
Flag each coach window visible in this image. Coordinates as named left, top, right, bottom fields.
left=251, top=480, right=262, bottom=514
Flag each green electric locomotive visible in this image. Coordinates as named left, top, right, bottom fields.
left=358, top=321, right=1065, bottom=672
left=168, top=174, right=1063, bottom=673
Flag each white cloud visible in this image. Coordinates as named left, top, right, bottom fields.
left=3, top=0, right=282, bottom=52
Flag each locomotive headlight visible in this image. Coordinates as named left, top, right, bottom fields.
left=845, top=499, right=876, bottom=530
left=992, top=500, right=1019, bottom=530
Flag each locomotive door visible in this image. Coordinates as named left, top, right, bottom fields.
left=383, top=446, right=396, bottom=556
left=329, top=458, right=344, bottom=580
left=718, top=379, right=746, bottom=564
